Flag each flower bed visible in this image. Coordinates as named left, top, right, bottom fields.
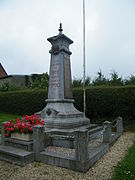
left=4, top=114, right=45, bottom=138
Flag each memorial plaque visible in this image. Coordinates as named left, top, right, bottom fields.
left=64, top=54, right=72, bottom=99
left=49, top=63, right=60, bottom=87
left=48, top=55, right=62, bottom=99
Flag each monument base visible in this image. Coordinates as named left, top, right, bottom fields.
left=36, top=99, right=91, bottom=148
left=36, top=99, right=90, bottom=130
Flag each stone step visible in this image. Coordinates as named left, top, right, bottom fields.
left=4, top=138, right=33, bottom=152
left=45, top=123, right=98, bottom=135
left=0, top=145, right=34, bottom=166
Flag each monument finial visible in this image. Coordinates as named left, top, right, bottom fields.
left=59, top=23, right=63, bottom=33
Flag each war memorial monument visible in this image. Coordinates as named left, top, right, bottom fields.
left=0, top=24, right=123, bottom=172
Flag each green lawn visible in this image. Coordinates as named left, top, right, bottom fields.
left=0, top=113, right=20, bottom=126
left=112, top=142, right=135, bottom=180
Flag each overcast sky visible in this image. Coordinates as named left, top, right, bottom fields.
left=0, top=0, right=135, bottom=79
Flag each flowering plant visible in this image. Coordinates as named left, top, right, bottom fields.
left=4, top=114, right=45, bottom=137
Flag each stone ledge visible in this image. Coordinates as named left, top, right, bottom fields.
left=0, top=145, right=34, bottom=166
left=5, top=138, right=33, bottom=151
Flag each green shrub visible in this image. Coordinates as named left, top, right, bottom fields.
left=0, top=89, right=47, bottom=115
left=73, top=86, right=135, bottom=124
left=0, top=86, right=135, bottom=125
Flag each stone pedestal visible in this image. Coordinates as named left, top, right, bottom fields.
left=36, top=24, right=90, bottom=131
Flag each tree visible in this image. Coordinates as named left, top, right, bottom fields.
left=109, top=71, right=123, bottom=86
left=72, top=78, right=82, bottom=88
left=85, top=76, right=91, bottom=86
left=124, top=75, right=135, bottom=85
left=92, top=69, right=109, bottom=86
left=31, top=73, right=49, bottom=89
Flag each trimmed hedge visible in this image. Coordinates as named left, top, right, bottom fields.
left=73, top=86, right=135, bottom=122
left=0, top=89, right=47, bottom=115
left=0, top=86, right=135, bottom=123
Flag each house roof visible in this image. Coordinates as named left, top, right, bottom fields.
left=0, top=63, right=8, bottom=78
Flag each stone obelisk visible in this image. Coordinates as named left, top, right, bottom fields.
left=37, top=24, right=90, bottom=131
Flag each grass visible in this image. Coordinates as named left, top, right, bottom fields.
left=0, top=113, right=21, bottom=126
left=112, top=142, right=135, bottom=180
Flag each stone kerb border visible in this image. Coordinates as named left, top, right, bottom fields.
left=103, top=117, right=123, bottom=144
left=0, top=117, right=123, bottom=172
left=33, top=126, right=89, bottom=163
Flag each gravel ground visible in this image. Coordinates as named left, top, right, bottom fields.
left=0, top=132, right=135, bottom=180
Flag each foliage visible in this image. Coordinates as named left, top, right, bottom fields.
left=0, top=73, right=49, bottom=92
left=73, top=70, right=135, bottom=87
left=72, top=78, right=82, bottom=88
left=109, top=71, right=123, bottom=86
left=85, top=76, right=91, bottom=86
left=1, top=70, right=135, bottom=91
left=0, top=81, right=23, bottom=92
left=4, top=114, right=45, bottom=137
left=31, top=73, right=49, bottom=89
left=92, top=70, right=109, bottom=86
left=25, top=75, right=31, bottom=87
left=0, top=89, right=47, bottom=115
left=124, top=75, right=135, bottom=86
left=73, top=86, right=135, bottom=124
left=112, top=143, right=135, bottom=180
left=72, top=77, right=91, bottom=88
left=0, top=86, right=135, bottom=125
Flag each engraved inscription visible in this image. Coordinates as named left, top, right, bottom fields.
left=50, top=63, right=61, bottom=87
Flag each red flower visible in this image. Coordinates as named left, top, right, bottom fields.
left=4, top=122, right=10, bottom=127
left=11, top=127, right=14, bottom=132
left=25, top=115, right=29, bottom=120
left=5, top=133, right=9, bottom=137
left=29, top=127, right=33, bottom=132
left=4, top=114, right=45, bottom=136
left=17, top=117, right=20, bottom=123
left=10, top=119, right=14, bottom=123
left=10, top=123, right=14, bottom=127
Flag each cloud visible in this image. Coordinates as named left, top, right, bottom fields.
left=0, top=0, right=135, bottom=79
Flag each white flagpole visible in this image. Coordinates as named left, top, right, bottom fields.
left=83, top=0, right=86, bottom=116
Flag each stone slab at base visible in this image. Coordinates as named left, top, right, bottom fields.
left=5, top=138, right=33, bottom=151
left=0, top=145, right=34, bottom=166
